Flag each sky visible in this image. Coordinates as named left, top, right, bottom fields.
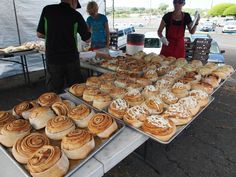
left=106, top=0, right=236, bottom=9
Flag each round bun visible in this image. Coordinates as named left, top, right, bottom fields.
left=27, top=145, right=69, bottom=177
left=0, top=111, right=15, bottom=130
left=124, top=89, right=145, bottom=107
left=38, top=92, right=61, bottom=107
left=86, top=76, right=102, bottom=88
left=178, top=96, right=200, bottom=116
left=61, top=129, right=95, bottom=159
left=82, top=87, right=101, bottom=102
left=171, top=82, right=190, bottom=98
left=142, top=85, right=160, bottom=99
left=202, top=74, right=221, bottom=88
left=189, top=89, right=209, bottom=107
left=109, top=87, right=126, bottom=99
left=29, top=107, right=56, bottom=130
left=45, top=116, right=75, bottom=140
left=92, top=93, right=112, bottom=110
left=142, top=115, right=176, bottom=141
left=12, top=133, right=49, bottom=164
left=88, top=113, right=118, bottom=138
left=52, top=100, right=75, bottom=116
left=191, top=82, right=213, bottom=94
left=12, top=101, right=38, bottom=118
left=100, top=82, right=115, bottom=93
left=0, top=119, right=32, bottom=147
left=69, top=83, right=86, bottom=97
left=159, top=90, right=179, bottom=105
left=68, top=104, right=94, bottom=128
left=142, top=97, right=164, bottom=114
left=108, top=99, right=129, bottom=119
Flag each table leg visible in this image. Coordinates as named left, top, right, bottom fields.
left=20, top=56, right=27, bottom=83
left=23, top=55, right=30, bottom=84
left=41, top=54, right=47, bottom=77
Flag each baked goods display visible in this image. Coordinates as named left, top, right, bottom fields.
left=45, top=115, right=75, bottom=140
left=68, top=104, right=94, bottom=128
left=0, top=119, right=32, bottom=147
left=142, top=115, right=176, bottom=141
left=27, top=145, right=69, bottom=177
left=61, top=129, right=95, bottom=159
left=108, top=98, right=129, bottom=119
left=38, top=92, right=61, bottom=107
left=12, top=133, right=50, bottom=164
left=88, top=113, right=118, bottom=138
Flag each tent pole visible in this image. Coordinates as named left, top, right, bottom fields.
left=112, top=0, right=114, bottom=29
left=13, top=0, right=21, bottom=45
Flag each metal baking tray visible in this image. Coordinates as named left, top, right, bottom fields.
left=0, top=93, right=125, bottom=177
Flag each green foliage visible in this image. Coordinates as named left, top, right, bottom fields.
left=208, top=3, right=235, bottom=16
left=223, top=5, right=236, bottom=16
left=157, top=3, right=169, bottom=14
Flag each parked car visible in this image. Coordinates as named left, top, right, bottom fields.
left=200, top=21, right=216, bottom=32
left=143, top=32, right=162, bottom=54
left=222, top=20, right=236, bottom=33
left=185, top=34, right=225, bottom=63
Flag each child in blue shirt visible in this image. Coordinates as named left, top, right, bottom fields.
left=86, top=1, right=110, bottom=50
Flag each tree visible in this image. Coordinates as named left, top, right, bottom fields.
left=157, top=3, right=169, bottom=14
left=223, top=5, right=236, bottom=16
left=208, top=3, right=235, bottom=16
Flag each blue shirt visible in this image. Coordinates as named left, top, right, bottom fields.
left=87, top=13, right=108, bottom=49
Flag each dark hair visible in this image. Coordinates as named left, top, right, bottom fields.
left=173, top=0, right=185, bottom=4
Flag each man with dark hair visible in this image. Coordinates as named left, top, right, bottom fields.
left=37, top=0, right=91, bottom=93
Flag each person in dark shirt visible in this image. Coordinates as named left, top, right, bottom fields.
left=158, top=0, right=200, bottom=58
left=37, top=0, right=91, bottom=93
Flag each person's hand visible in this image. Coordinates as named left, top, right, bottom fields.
left=160, top=36, right=169, bottom=46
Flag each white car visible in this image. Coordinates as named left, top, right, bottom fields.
left=143, top=32, right=162, bottom=54
left=222, top=20, right=236, bottom=33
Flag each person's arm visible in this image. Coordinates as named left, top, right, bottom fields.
left=158, top=19, right=169, bottom=46
left=105, top=22, right=110, bottom=48
left=187, top=13, right=200, bottom=34
left=78, top=14, right=91, bottom=43
left=37, top=8, right=46, bottom=39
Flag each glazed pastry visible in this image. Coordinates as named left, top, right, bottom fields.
left=123, top=105, right=149, bottom=128
left=27, top=145, right=69, bottom=177
left=92, top=92, right=112, bottom=110
left=52, top=100, right=75, bottom=116
left=126, top=82, right=143, bottom=92
left=142, top=85, right=160, bottom=99
left=163, top=103, right=192, bottom=125
left=166, top=67, right=185, bottom=80
left=183, top=71, right=201, bottom=84
left=124, top=89, right=145, bottom=106
left=12, top=101, right=38, bottom=118
left=38, top=92, right=61, bottom=107
left=144, top=69, right=158, bottom=82
left=171, top=82, right=190, bottom=98
left=142, top=97, right=164, bottom=114
left=69, top=83, right=86, bottom=97
left=159, top=90, right=179, bottom=105
left=109, top=87, right=126, bottom=99
left=189, top=89, right=209, bottom=107
left=82, top=87, right=101, bottom=102
left=86, top=76, right=102, bottom=88
left=155, top=79, right=173, bottom=91
left=100, top=81, right=115, bottom=93
left=12, top=133, right=49, bottom=164
left=191, top=82, right=213, bottom=94
left=0, top=119, right=31, bottom=147
left=142, top=115, right=176, bottom=141
left=61, top=129, right=95, bottom=159
left=156, top=65, right=170, bottom=76
left=29, top=107, right=56, bottom=130
left=108, top=99, right=129, bottom=119
left=0, top=111, right=15, bottom=130
left=178, top=96, right=200, bottom=116
left=45, top=116, right=75, bottom=140
left=68, top=104, right=94, bottom=128
left=202, top=74, right=221, bottom=88
left=88, top=113, right=118, bottom=138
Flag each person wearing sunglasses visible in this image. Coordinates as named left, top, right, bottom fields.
left=158, top=0, right=200, bottom=58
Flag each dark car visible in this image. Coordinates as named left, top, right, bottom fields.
left=200, top=21, right=216, bottom=32
left=185, top=34, right=225, bottom=63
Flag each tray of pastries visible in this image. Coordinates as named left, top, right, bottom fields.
left=0, top=92, right=124, bottom=177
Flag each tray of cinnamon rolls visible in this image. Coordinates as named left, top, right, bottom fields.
left=0, top=92, right=124, bottom=177
left=66, top=54, right=234, bottom=144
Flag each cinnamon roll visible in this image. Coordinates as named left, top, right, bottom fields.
left=144, top=69, right=158, bottom=82
left=159, top=90, right=179, bottom=105
left=29, top=107, right=56, bottom=130
left=171, top=82, right=190, bottom=98
left=108, top=99, right=129, bottom=119
left=12, top=101, right=38, bottom=118
left=38, top=92, right=61, bottom=107
left=99, top=73, right=116, bottom=82
left=69, top=83, right=86, bottom=97
left=142, top=85, right=160, bottom=99
left=136, top=77, right=152, bottom=87
left=12, top=133, right=49, bottom=164
left=88, top=113, right=118, bottom=138
left=92, top=92, right=112, bottom=110
left=109, top=87, right=126, bottom=99
left=124, top=89, right=145, bottom=106
left=0, top=111, right=15, bottom=130
left=189, top=89, right=209, bottom=107
left=126, top=82, right=143, bottom=92
left=86, top=76, right=102, bottom=88
left=114, top=78, right=128, bottom=88
left=68, top=104, right=94, bottom=128
left=155, top=79, right=173, bottom=91
left=45, top=116, right=75, bottom=140
left=191, top=82, right=213, bottom=94
left=61, top=129, right=95, bottom=159
left=178, top=96, right=200, bottom=116
left=52, top=100, right=75, bottom=116
left=123, top=105, right=149, bottom=128
left=163, top=103, right=192, bottom=125
left=142, top=97, right=164, bottom=114
left=27, top=145, right=69, bottom=177
left=100, top=81, right=115, bottom=93
left=142, top=115, right=176, bottom=141
left=156, top=65, right=170, bottom=76
left=82, top=86, right=101, bottom=102
left=0, top=119, right=31, bottom=147
left=202, top=74, right=221, bottom=88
